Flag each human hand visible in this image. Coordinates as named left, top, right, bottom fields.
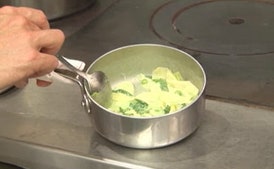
left=0, top=6, right=65, bottom=89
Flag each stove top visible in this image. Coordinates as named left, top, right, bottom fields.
left=51, top=0, right=274, bottom=108
left=1, top=2, right=274, bottom=168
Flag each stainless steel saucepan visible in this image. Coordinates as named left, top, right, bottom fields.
left=83, top=44, right=206, bottom=149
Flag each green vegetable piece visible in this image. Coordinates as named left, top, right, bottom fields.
left=145, top=75, right=152, bottom=79
left=120, top=107, right=135, bottom=116
left=181, top=103, right=186, bottom=108
left=108, top=66, right=199, bottom=117
left=112, top=89, right=133, bottom=96
left=119, top=107, right=129, bottom=113
left=141, top=79, right=148, bottom=85
left=129, top=99, right=148, bottom=114
left=175, top=90, right=183, bottom=96
left=153, top=78, right=169, bottom=91
left=164, top=105, right=171, bottom=114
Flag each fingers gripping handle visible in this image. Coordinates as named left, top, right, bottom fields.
left=37, top=57, right=86, bottom=84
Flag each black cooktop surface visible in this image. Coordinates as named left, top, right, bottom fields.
left=53, top=0, right=274, bottom=107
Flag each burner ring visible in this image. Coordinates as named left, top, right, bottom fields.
left=150, top=0, right=274, bottom=56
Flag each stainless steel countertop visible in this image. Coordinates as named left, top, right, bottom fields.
left=0, top=81, right=274, bottom=169
left=1, top=0, right=274, bottom=168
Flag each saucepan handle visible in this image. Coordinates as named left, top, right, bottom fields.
left=37, top=57, right=92, bottom=114
left=54, top=68, right=93, bottom=114
left=37, top=56, right=86, bottom=84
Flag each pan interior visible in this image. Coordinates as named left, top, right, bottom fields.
left=87, top=45, right=206, bottom=107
